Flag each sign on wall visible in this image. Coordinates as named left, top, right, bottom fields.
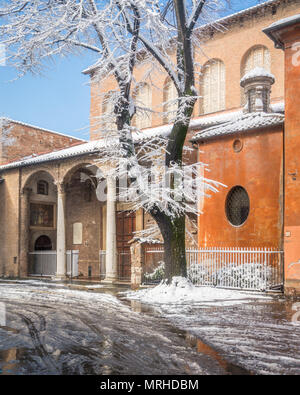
left=73, top=222, right=83, bottom=245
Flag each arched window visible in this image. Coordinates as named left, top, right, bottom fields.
left=37, top=180, right=48, bottom=195
left=241, top=45, right=271, bottom=104
left=102, top=91, right=117, bottom=131
left=35, top=235, right=52, bottom=251
left=133, top=83, right=152, bottom=129
left=163, top=77, right=177, bottom=124
left=225, top=186, right=250, bottom=226
left=200, top=59, right=225, bottom=115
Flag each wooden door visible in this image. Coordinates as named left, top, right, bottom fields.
left=116, top=211, right=136, bottom=280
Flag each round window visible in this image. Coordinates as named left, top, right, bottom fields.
left=225, top=186, right=250, bottom=226
left=233, top=139, right=243, bottom=153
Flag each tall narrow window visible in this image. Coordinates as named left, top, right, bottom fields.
left=200, top=59, right=225, bottom=115
left=102, top=91, right=117, bottom=131
left=37, top=180, right=48, bottom=195
left=163, top=77, right=177, bottom=124
left=241, top=45, right=271, bottom=105
left=133, top=83, right=152, bottom=129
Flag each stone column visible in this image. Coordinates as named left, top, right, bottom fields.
left=19, top=187, right=32, bottom=277
left=56, top=182, right=66, bottom=279
left=104, top=175, right=118, bottom=282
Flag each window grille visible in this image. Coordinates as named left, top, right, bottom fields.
left=201, top=59, right=225, bottom=115
left=226, top=186, right=250, bottom=226
left=37, top=180, right=49, bottom=195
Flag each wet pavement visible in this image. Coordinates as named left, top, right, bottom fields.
left=0, top=280, right=299, bottom=375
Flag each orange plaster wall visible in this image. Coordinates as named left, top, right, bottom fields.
left=281, top=24, right=300, bottom=293
left=197, top=126, right=284, bottom=248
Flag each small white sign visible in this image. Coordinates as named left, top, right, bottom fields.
left=73, top=222, right=83, bottom=245
left=0, top=44, right=6, bottom=66
left=0, top=302, right=6, bottom=326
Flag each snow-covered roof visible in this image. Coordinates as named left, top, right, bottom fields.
left=188, top=102, right=284, bottom=130
left=191, top=112, right=284, bottom=142
left=240, top=67, right=275, bottom=86
left=82, top=0, right=281, bottom=75
left=0, top=101, right=285, bottom=171
left=0, top=117, right=86, bottom=142
left=263, top=13, right=300, bottom=49
left=0, top=123, right=172, bottom=172
left=265, top=13, right=300, bottom=31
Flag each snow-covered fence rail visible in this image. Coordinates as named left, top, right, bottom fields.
left=187, top=247, right=284, bottom=291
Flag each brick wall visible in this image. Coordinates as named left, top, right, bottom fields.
left=0, top=119, right=83, bottom=165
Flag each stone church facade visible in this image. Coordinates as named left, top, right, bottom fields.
left=0, top=0, right=300, bottom=294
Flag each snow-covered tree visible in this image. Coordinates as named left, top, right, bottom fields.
left=0, top=0, right=226, bottom=281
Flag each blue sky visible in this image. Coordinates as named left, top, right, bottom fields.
left=0, top=0, right=264, bottom=141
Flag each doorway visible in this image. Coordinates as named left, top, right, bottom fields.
left=34, top=235, right=52, bottom=251
left=116, top=211, right=136, bottom=280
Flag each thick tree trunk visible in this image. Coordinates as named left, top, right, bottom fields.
left=163, top=216, right=187, bottom=282
left=151, top=209, right=187, bottom=283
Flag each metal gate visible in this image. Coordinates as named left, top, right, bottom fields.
left=28, top=250, right=79, bottom=278
left=66, top=250, right=79, bottom=278
left=28, top=251, right=57, bottom=276
left=142, top=246, right=164, bottom=284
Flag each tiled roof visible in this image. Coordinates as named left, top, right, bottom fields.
left=188, top=102, right=284, bottom=130
left=0, top=123, right=172, bottom=172
left=191, top=112, right=284, bottom=142
left=0, top=103, right=285, bottom=171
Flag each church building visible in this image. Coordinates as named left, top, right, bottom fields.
left=0, top=0, right=300, bottom=295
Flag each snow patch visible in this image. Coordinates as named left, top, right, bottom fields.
left=126, top=276, right=270, bottom=306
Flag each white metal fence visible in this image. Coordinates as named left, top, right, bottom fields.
left=28, top=251, right=57, bottom=276
left=66, top=250, right=79, bottom=277
left=28, top=250, right=79, bottom=278
left=187, top=247, right=284, bottom=291
left=142, top=246, right=284, bottom=291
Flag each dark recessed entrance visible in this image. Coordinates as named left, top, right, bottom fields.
left=34, top=235, right=52, bottom=251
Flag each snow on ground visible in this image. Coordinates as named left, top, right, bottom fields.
left=125, top=276, right=271, bottom=307
left=1, top=279, right=299, bottom=375
left=124, top=277, right=300, bottom=375
left=0, top=280, right=227, bottom=375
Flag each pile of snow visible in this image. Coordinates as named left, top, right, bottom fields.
left=126, top=276, right=269, bottom=306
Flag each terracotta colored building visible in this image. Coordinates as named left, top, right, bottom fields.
left=191, top=70, right=285, bottom=249
left=263, top=14, right=300, bottom=294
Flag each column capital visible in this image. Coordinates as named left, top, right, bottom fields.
left=55, top=181, right=66, bottom=195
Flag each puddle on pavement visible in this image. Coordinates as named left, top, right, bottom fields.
left=0, top=347, right=23, bottom=375
left=121, top=297, right=252, bottom=375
